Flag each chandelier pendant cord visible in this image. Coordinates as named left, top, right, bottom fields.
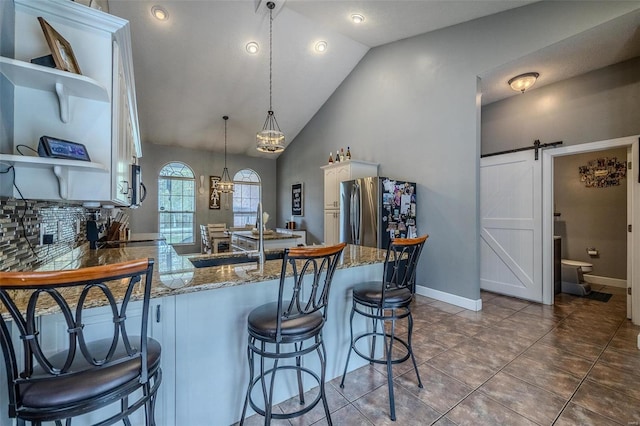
left=224, top=118, right=228, bottom=168
left=269, top=4, right=273, bottom=112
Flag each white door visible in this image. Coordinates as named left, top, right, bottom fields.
left=480, top=150, right=543, bottom=302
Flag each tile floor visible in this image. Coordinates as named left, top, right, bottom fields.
left=241, top=285, right=640, bottom=425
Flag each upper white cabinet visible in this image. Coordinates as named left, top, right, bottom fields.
left=321, top=160, right=378, bottom=245
left=322, top=161, right=378, bottom=210
left=0, top=0, right=141, bottom=205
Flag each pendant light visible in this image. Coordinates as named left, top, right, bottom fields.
left=256, top=1, right=285, bottom=153
left=218, top=115, right=234, bottom=193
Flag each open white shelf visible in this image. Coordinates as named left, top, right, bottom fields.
left=0, top=153, right=107, bottom=200
left=0, top=56, right=109, bottom=122
left=0, top=153, right=107, bottom=170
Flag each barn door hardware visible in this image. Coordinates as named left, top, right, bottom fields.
left=481, top=139, right=563, bottom=160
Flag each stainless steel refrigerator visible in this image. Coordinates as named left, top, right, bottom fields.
left=340, top=177, right=417, bottom=249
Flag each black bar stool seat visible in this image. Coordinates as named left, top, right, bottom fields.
left=352, top=282, right=413, bottom=306
left=248, top=302, right=324, bottom=341
left=19, top=338, right=161, bottom=409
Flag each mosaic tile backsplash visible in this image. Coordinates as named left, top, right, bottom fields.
left=0, top=197, right=87, bottom=271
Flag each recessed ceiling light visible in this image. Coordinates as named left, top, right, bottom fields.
left=351, top=14, right=365, bottom=24
left=151, top=5, right=169, bottom=21
left=246, top=42, right=259, bottom=54
left=315, top=41, right=327, bottom=53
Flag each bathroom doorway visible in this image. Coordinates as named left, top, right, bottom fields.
left=542, top=135, right=640, bottom=323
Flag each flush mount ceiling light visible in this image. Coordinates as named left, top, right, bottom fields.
left=257, top=1, right=285, bottom=153
left=351, top=14, right=365, bottom=24
left=218, top=115, right=234, bottom=194
left=151, top=5, right=169, bottom=21
left=508, top=72, right=539, bottom=93
left=315, top=41, right=327, bottom=53
left=246, top=41, right=259, bottom=54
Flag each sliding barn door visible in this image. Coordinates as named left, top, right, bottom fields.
left=480, top=151, right=542, bottom=302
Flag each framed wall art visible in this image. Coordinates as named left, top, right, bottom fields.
left=291, top=182, right=303, bottom=216
left=37, top=17, right=82, bottom=75
left=209, top=176, right=221, bottom=209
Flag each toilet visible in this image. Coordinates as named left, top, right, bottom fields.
left=560, top=259, right=593, bottom=296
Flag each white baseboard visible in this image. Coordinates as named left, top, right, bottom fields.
left=583, top=274, right=627, bottom=289
left=415, top=285, right=482, bottom=311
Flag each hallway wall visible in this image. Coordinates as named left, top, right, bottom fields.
left=482, top=57, right=640, bottom=155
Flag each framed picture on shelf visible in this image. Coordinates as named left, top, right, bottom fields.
left=209, top=176, right=221, bottom=210
left=37, top=17, right=82, bottom=75
left=291, top=182, right=303, bottom=216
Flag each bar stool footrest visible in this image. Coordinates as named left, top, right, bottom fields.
left=247, top=365, right=324, bottom=420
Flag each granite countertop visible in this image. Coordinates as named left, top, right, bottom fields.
left=231, top=230, right=301, bottom=241
left=2, top=242, right=387, bottom=318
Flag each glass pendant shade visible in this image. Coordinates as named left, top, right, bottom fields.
left=219, top=115, right=234, bottom=193
left=257, top=111, right=285, bottom=153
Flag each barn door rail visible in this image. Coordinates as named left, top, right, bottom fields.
left=481, top=139, right=563, bottom=160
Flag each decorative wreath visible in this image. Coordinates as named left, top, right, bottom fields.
left=578, top=157, right=626, bottom=188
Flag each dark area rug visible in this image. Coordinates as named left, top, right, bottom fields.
left=584, top=291, right=612, bottom=302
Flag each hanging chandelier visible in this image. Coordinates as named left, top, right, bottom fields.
left=218, top=115, right=234, bottom=193
left=256, top=1, right=285, bottom=153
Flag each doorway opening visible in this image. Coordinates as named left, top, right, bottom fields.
left=542, top=135, right=640, bottom=324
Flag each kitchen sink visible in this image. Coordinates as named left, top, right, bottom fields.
left=188, top=249, right=284, bottom=268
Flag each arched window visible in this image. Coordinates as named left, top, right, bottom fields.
left=158, top=162, right=195, bottom=244
left=232, top=169, right=261, bottom=227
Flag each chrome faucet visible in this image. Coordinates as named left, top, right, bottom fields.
left=257, top=201, right=265, bottom=268
left=248, top=202, right=266, bottom=270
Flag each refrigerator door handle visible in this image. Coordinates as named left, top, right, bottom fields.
left=352, top=183, right=361, bottom=245
left=366, top=179, right=377, bottom=248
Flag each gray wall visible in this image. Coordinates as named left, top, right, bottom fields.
left=554, top=148, right=628, bottom=279
left=276, top=2, right=639, bottom=301
left=130, top=141, right=277, bottom=254
left=482, top=57, right=640, bottom=155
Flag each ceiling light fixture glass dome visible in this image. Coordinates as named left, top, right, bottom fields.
left=508, top=72, right=539, bottom=93
left=257, top=1, right=285, bottom=153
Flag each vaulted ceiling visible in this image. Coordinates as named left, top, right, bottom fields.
left=107, top=1, right=640, bottom=158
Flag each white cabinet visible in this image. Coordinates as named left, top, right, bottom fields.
left=111, top=40, right=138, bottom=205
left=324, top=210, right=340, bottom=246
left=323, top=164, right=351, bottom=209
left=35, top=297, right=174, bottom=426
left=0, top=0, right=141, bottom=205
left=321, top=161, right=378, bottom=245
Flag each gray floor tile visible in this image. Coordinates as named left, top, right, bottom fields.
left=479, top=372, right=565, bottom=424
left=446, top=392, right=538, bottom=426
left=571, top=380, right=640, bottom=424
left=555, top=402, right=623, bottom=426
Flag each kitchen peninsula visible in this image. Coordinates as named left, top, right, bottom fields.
left=0, top=241, right=387, bottom=426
